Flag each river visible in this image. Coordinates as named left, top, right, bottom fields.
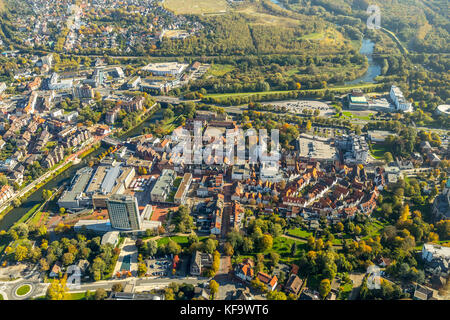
left=269, top=0, right=381, bottom=84
left=345, top=38, right=382, bottom=85
left=0, top=110, right=164, bottom=231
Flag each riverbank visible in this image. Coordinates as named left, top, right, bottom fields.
left=0, top=104, right=163, bottom=232
left=0, top=141, right=102, bottom=231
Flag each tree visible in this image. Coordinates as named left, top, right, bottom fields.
left=336, top=222, right=344, bottom=232
left=111, top=283, right=123, bottom=293
left=269, top=252, right=280, bottom=268
left=165, top=288, right=175, bottom=300
left=46, top=277, right=69, bottom=300
left=319, top=279, right=331, bottom=299
left=39, top=258, right=49, bottom=271
left=202, top=239, right=217, bottom=254
left=147, top=239, right=158, bottom=257
left=14, top=245, right=28, bottom=262
left=224, top=242, right=234, bottom=256
left=94, top=288, right=107, bottom=300
left=209, top=280, right=219, bottom=300
left=307, top=236, right=315, bottom=249
left=291, top=242, right=297, bottom=256
left=384, top=152, right=394, bottom=164
left=62, top=252, right=75, bottom=266
left=266, top=290, right=287, bottom=300
left=306, top=120, right=312, bottom=131
left=260, top=234, right=273, bottom=252
left=138, top=262, right=147, bottom=277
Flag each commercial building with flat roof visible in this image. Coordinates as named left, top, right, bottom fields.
left=142, top=62, right=188, bottom=77
left=106, top=194, right=142, bottom=231
left=58, top=167, right=93, bottom=210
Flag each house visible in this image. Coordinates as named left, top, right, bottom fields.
left=193, top=287, right=211, bottom=300
left=49, top=263, right=62, bottom=278
left=377, top=257, right=392, bottom=268
left=299, top=288, right=320, bottom=300
left=413, top=284, right=434, bottom=300
left=190, top=251, right=213, bottom=276
left=227, top=288, right=254, bottom=300
left=235, top=259, right=254, bottom=282
left=77, top=259, right=90, bottom=275
left=285, top=274, right=303, bottom=295
left=422, top=243, right=450, bottom=262
left=256, top=272, right=278, bottom=292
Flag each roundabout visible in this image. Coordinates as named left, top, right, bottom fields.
left=12, top=282, right=35, bottom=300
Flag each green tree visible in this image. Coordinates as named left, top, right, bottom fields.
left=94, top=288, right=107, bottom=300
left=209, top=280, right=219, bottom=300
left=319, top=279, right=331, bottom=299
left=46, top=277, right=69, bottom=300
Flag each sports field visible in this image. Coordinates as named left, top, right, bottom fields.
left=163, top=0, right=228, bottom=15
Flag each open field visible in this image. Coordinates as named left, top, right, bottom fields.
left=0, top=0, right=5, bottom=12
left=205, top=83, right=381, bottom=99
left=163, top=0, right=229, bottom=15
left=236, top=5, right=305, bottom=28
left=207, top=64, right=235, bottom=77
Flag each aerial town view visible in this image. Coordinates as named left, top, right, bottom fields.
left=0, top=0, right=448, bottom=311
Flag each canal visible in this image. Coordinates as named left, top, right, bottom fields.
left=0, top=110, right=164, bottom=231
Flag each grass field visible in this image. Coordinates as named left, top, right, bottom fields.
left=266, top=237, right=307, bottom=264
left=207, top=64, right=235, bottom=77
left=342, top=111, right=373, bottom=121
left=156, top=236, right=208, bottom=248
left=236, top=5, right=306, bottom=28
left=363, top=220, right=388, bottom=239
left=205, top=83, right=381, bottom=100
left=287, top=228, right=313, bottom=239
left=369, top=143, right=391, bottom=160
left=163, top=0, right=228, bottom=15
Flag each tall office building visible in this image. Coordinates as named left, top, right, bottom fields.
left=106, top=194, right=142, bottom=231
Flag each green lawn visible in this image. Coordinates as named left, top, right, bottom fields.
left=370, top=143, right=391, bottom=160
left=0, top=293, right=4, bottom=300
left=363, top=219, right=387, bottom=239
left=300, top=32, right=324, bottom=40
left=342, top=111, right=373, bottom=121
left=68, top=292, right=89, bottom=300
left=266, top=237, right=307, bottom=264
left=16, top=284, right=31, bottom=296
left=287, top=228, right=313, bottom=239
left=157, top=236, right=208, bottom=248
left=207, top=64, right=235, bottom=77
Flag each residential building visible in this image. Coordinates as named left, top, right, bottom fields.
left=256, top=272, right=278, bottom=292
left=174, top=173, right=192, bottom=205
left=150, top=169, right=176, bottom=203
left=190, top=251, right=213, bottom=276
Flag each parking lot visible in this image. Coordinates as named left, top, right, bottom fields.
left=145, top=256, right=173, bottom=277
left=262, top=100, right=335, bottom=117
